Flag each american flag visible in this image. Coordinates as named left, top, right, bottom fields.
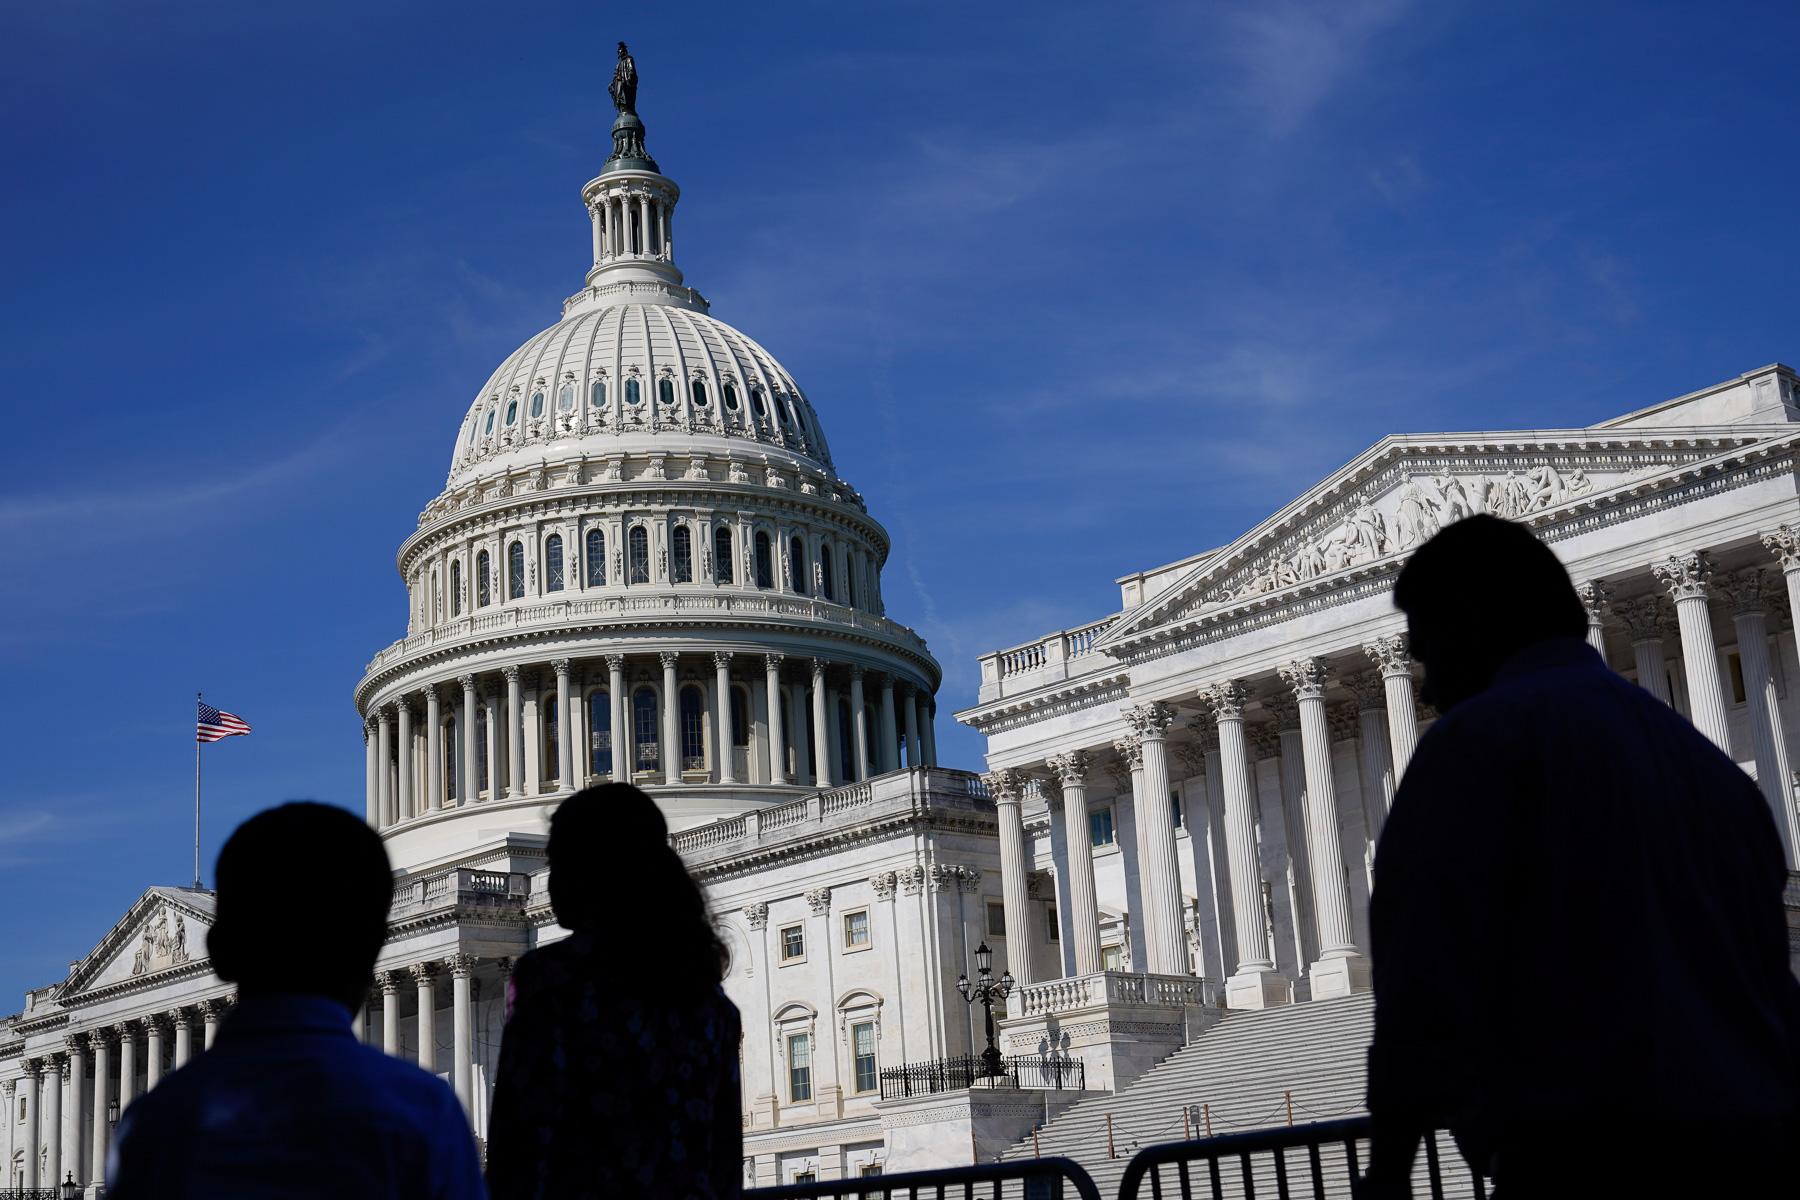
left=197, top=702, right=252, bottom=744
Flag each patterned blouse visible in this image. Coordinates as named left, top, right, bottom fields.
left=486, top=932, right=743, bottom=1200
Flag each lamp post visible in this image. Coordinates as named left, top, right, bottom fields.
left=61, top=1171, right=79, bottom=1200
left=956, top=941, right=1015, bottom=1080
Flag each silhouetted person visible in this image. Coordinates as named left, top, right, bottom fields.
left=109, top=802, right=483, bottom=1199
left=1360, top=515, right=1800, bottom=1197
left=486, top=784, right=742, bottom=1200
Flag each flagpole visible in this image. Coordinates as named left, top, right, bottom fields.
left=194, top=690, right=203, bottom=889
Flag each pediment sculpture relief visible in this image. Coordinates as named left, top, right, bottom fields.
left=130, top=909, right=192, bottom=977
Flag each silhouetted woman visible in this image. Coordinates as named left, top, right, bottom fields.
left=486, top=784, right=741, bottom=1200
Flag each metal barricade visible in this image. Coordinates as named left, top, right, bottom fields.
left=747, top=1156, right=1103, bottom=1200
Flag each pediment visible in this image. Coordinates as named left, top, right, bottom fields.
left=62, top=887, right=215, bottom=998
left=1095, top=427, right=1784, bottom=653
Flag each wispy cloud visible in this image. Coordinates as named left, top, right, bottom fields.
left=1220, top=0, right=1416, bottom=135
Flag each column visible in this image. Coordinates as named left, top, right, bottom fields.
left=459, top=674, right=478, bottom=806
left=608, top=655, right=629, bottom=783
left=599, top=198, right=611, bottom=259
left=378, top=971, right=401, bottom=1055
left=412, top=964, right=437, bottom=1074
left=42, top=1056, right=60, bottom=1190
left=922, top=703, right=939, bottom=767
left=1279, top=658, right=1370, bottom=998
left=849, top=667, right=870, bottom=780
left=202, top=999, right=221, bottom=1049
left=1126, top=702, right=1187, bottom=976
left=1616, top=597, right=1674, bottom=705
left=144, top=1019, right=163, bottom=1091
left=363, top=718, right=378, bottom=827
left=764, top=655, right=788, bottom=784
left=1363, top=636, right=1419, bottom=781
left=1576, top=581, right=1612, bottom=662
left=554, top=659, right=575, bottom=791
left=1349, top=672, right=1396, bottom=828
left=20, top=1062, right=38, bottom=1188
left=425, top=685, right=443, bottom=812
left=810, top=660, right=833, bottom=788
left=396, top=699, right=415, bottom=821
left=984, top=770, right=1034, bottom=984
left=1203, top=683, right=1289, bottom=1008
left=1047, top=752, right=1102, bottom=975
left=714, top=653, right=738, bottom=784
left=63, top=1039, right=82, bottom=1187
left=589, top=203, right=602, bottom=264
left=1763, top=525, right=1800, bottom=639
left=504, top=665, right=525, bottom=797
left=376, top=708, right=393, bottom=829
left=449, top=955, right=474, bottom=1113
left=91, top=1032, right=110, bottom=1182
left=117, top=1022, right=136, bottom=1112
left=1268, top=697, right=1317, bottom=968
left=482, top=689, right=502, bottom=798
left=902, top=685, right=921, bottom=768
left=1726, top=570, right=1800, bottom=864
left=1653, top=552, right=1731, bottom=750
left=661, top=652, right=682, bottom=784
left=173, top=1011, right=193, bottom=1067
left=788, top=680, right=809, bottom=784
left=879, top=676, right=899, bottom=773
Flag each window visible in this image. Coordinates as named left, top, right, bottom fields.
left=789, top=537, right=808, bottom=596
left=590, top=379, right=607, bottom=407
left=842, top=909, right=870, bottom=950
left=632, top=687, right=660, bottom=773
left=724, top=383, right=740, bottom=411
left=820, top=544, right=835, bottom=602
left=529, top=390, right=545, bottom=419
left=780, top=924, right=805, bottom=962
left=1089, top=807, right=1116, bottom=847
left=589, top=690, right=612, bottom=776
left=751, top=388, right=768, bottom=418
left=449, top=560, right=462, bottom=617
left=507, top=541, right=525, bottom=600
left=754, top=532, right=774, bottom=589
left=714, top=526, right=734, bottom=584
left=780, top=396, right=798, bottom=426
left=628, top=526, right=650, bottom=584
left=546, top=534, right=565, bottom=592
left=1171, top=789, right=1184, bottom=830
left=986, top=901, right=1007, bottom=938
left=680, top=685, right=706, bottom=772
left=542, top=697, right=559, bottom=784
left=477, top=551, right=492, bottom=607
left=483, top=408, right=496, bottom=434
left=658, top=377, right=675, bottom=406
left=672, top=525, right=693, bottom=583
left=585, top=529, right=606, bottom=586
left=794, top=1172, right=817, bottom=1185
left=691, top=379, right=709, bottom=406
left=1047, top=904, right=1060, bottom=943
left=557, top=383, right=575, bottom=412
left=851, top=1021, right=878, bottom=1094
left=625, top=377, right=642, bottom=405
left=787, top=1033, right=812, bottom=1102
left=1101, top=945, right=1124, bottom=972
left=731, top=687, right=750, bottom=748
left=861, top=1163, right=886, bottom=1200
left=505, top=399, right=518, bottom=426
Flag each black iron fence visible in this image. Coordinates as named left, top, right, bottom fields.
left=879, top=1055, right=1087, bottom=1100
left=747, top=1156, right=1102, bottom=1200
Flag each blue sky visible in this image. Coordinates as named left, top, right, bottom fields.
left=2, top=0, right=1796, bottom=1000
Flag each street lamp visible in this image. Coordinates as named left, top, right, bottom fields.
left=61, top=1171, right=79, bottom=1200
left=955, top=941, right=1015, bottom=1080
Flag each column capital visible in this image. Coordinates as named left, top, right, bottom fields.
left=1762, top=524, right=1800, bottom=572
left=408, top=962, right=438, bottom=985
left=501, top=664, right=522, bottom=685
left=848, top=663, right=865, bottom=682
left=552, top=658, right=572, bottom=679
left=1278, top=657, right=1329, bottom=700
left=809, top=656, right=828, bottom=679
left=1575, top=579, right=1612, bottom=621
left=376, top=706, right=392, bottom=727
left=0, top=1078, right=12, bottom=1097
left=763, top=652, right=784, bottom=672
left=1722, top=567, right=1772, bottom=616
left=869, top=871, right=898, bottom=901
left=363, top=716, right=376, bottom=739
left=375, top=969, right=400, bottom=995
left=201, top=997, right=229, bottom=1018
left=1125, top=700, right=1176, bottom=739
left=1046, top=750, right=1090, bottom=787
left=742, top=902, right=770, bottom=930
left=22, top=1057, right=43, bottom=1079
left=446, top=953, right=476, bottom=978
left=1652, top=551, right=1714, bottom=601
left=1199, top=681, right=1249, bottom=722
left=423, top=682, right=441, bottom=704
left=804, top=886, right=832, bottom=915
left=114, top=1021, right=135, bottom=1042
left=1615, top=595, right=1668, bottom=641
left=1362, top=633, right=1411, bottom=679
left=171, top=1007, right=197, bottom=1030
left=712, top=650, right=734, bottom=670
left=658, top=650, right=680, bottom=671
left=1112, top=735, right=1144, bottom=772
left=605, top=653, right=627, bottom=672
left=64, top=1032, right=89, bottom=1055
left=457, top=673, right=476, bottom=690
left=982, top=768, right=1024, bottom=805
left=956, top=865, right=983, bottom=893
left=1262, top=692, right=1301, bottom=729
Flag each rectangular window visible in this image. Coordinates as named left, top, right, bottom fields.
left=1171, top=789, right=1184, bottom=829
left=1089, top=807, right=1115, bottom=847
left=788, top=1033, right=813, bottom=1102
left=780, top=924, right=805, bottom=962
left=862, top=1163, right=886, bottom=1200
left=852, top=1020, right=878, bottom=1093
left=842, top=909, right=870, bottom=950
left=1101, top=944, right=1124, bottom=972
left=986, top=901, right=1006, bottom=938
left=794, top=1172, right=817, bottom=1184
left=1046, top=904, right=1060, bottom=943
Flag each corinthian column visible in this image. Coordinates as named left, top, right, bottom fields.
left=458, top=674, right=478, bottom=806
left=661, top=652, right=682, bottom=784
left=144, top=1018, right=163, bottom=1091
left=504, top=665, right=525, bottom=798
left=554, top=659, right=574, bottom=790
left=91, top=1031, right=110, bottom=1179
left=20, top=1061, right=40, bottom=1188
left=1724, top=570, right=1800, bottom=864
left=424, top=685, right=443, bottom=811
left=1126, top=702, right=1187, bottom=975
left=810, top=659, right=833, bottom=788
left=396, top=698, right=415, bottom=820
left=1279, top=658, right=1370, bottom=999
left=1203, top=682, right=1289, bottom=1008
left=43, top=1055, right=61, bottom=1188
left=1653, top=552, right=1731, bottom=751
left=1363, top=635, right=1419, bottom=780
left=412, top=964, right=437, bottom=1074
left=1575, top=580, right=1613, bottom=663
left=448, top=955, right=474, bottom=1113
left=607, top=655, right=629, bottom=783
left=1616, top=597, right=1673, bottom=705
left=375, top=708, right=393, bottom=829
left=363, top=718, right=378, bottom=827
left=1762, top=525, right=1800, bottom=638
left=764, top=654, right=788, bottom=784
left=62, top=1039, right=82, bottom=1186
left=116, top=1021, right=136, bottom=1111
left=714, top=653, right=738, bottom=785
left=1047, top=751, right=1101, bottom=975
left=377, top=971, right=400, bottom=1055
left=985, top=769, right=1034, bottom=984
left=849, top=666, right=870, bottom=781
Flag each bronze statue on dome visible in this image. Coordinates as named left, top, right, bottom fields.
left=609, top=42, right=638, bottom=115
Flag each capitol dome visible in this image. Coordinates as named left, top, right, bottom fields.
left=355, top=71, right=943, bottom=869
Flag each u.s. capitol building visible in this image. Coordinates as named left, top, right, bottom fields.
left=4, top=54, right=1798, bottom=1194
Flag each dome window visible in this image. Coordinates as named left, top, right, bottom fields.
left=557, top=383, right=575, bottom=412
left=657, top=378, right=675, bottom=406
left=780, top=396, right=797, bottom=426
left=750, top=389, right=768, bottom=418
left=590, top=379, right=607, bottom=407
left=714, top=526, right=734, bottom=584
left=476, top=551, right=492, bottom=607
left=672, top=525, right=693, bottom=584
left=505, top=400, right=519, bottom=426
left=585, top=529, right=606, bottom=586
left=789, top=536, right=808, bottom=596
left=450, top=560, right=463, bottom=616
left=507, top=541, right=526, bottom=600
left=546, top=534, right=565, bottom=593
left=723, top=384, right=740, bottom=411
left=628, top=526, right=650, bottom=584
left=679, top=685, right=706, bottom=771
left=530, top=390, right=546, bottom=419
left=625, top=378, right=642, bottom=405
left=632, top=686, right=660, bottom=774
left=820, top=544, right=835, bottom=603
left=691, top=380, right=709, bottom=406
left=754, top=532, right=774, bottom=589
left=484, top=409, right=496, bottom=435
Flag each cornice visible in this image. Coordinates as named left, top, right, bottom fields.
left=686, top=804, right=1000, bottom=884
left=956, top=673, right=1130, bottom=737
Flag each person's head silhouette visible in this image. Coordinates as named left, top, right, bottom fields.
left=547, top=783, right=724, bottom=986
left=207, top=802, right=392, bottom=1013
left=1392, top=514, right=1586, bottom=711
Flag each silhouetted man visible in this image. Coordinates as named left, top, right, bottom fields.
left=109, top=802, right=483, bottom=1199
left=1362, top=516, right=1799, bottom=1197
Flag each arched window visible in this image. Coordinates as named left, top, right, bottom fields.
left=590, top=378, right=607, bottom=407
left=529, top=390, right=545, bottom=419
left=691, top=379, right=709, bottom=407
left=545, top=534, right=565, bottom=592
left=789, top=536, right=808, bottom=596
left=444, top=713, right=459, bottom=800
left=585, top=528, right=606, bottom=586
left=557, top=383, right=575, bottom=412
left=507, top=541, right=525, bottom=599
left=750, top=388, right=768, bottom=419
left=625, top=377, right=642, bottom=406
left=657, top=378, right=675, bottom=406
left=505, top=399, right=519, bottom=426
left=820, top=544, right=836, bottom=602
left=723, top=384, right=740, bottom=411
left=476, top=703, right=490, bottom=794
left=754, top=532, right=773, bottom=589
left=477, top=551, right=492, bottom=607
left=542, top=696, right=559, bottom=784
left=588, top=689, right=611, bottom=776
left=628, top=526, right=650, bottom=584
left=671, top=526, right=693, bottom=583
left=679, top=685, right=706, bottom=772
left=449, top=560, right=463, bottom=616
left=632, top=686, right=660, bottom=774
left=714, top=526, right=734, bottom=584
left=484, top=408, right=496, bottom=435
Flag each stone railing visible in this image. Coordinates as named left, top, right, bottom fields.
left=978, top=615, right=1119, bottom=702
left=391, top=868, right=530, bottom=916
left=1010, top=970, right=1213, bottom=1018
left=364, top=590, right=930, bottom=677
